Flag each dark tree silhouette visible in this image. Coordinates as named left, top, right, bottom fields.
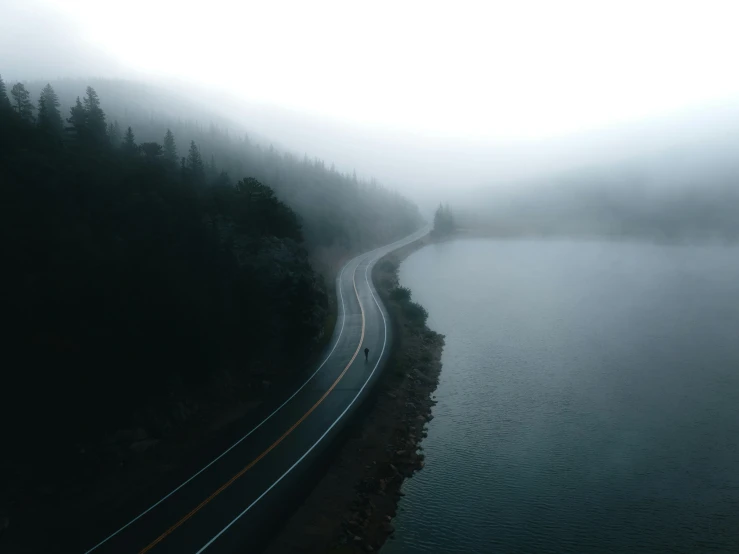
left=187, top=140, right=205, bottom=183
left=140, top=141, right=163, bottom=158
left=83, top=86, right=107, bottom=144
left=66, top=97, right=87, bottom=142
left=163, top=128, right=177, bottom=163
left=107, top=120, right=122, bottom=146
left=10, top=82, right=34, bottom=121
left=0, top=74, right=10, bottom=110
left=213, top=170, right=232, bottom=188
left=37, top=83, right=63, bottom=135
left=122, top=125, right=137, bottom=154
left=207, top=152, right=217, bottom=181
left=432, top=203, right=455, bottom=237
left=233, top=177, right=302, bottom=240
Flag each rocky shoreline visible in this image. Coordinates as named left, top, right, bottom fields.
left=263, top=234, right=444, bottom=553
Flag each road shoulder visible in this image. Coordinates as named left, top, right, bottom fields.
left=263, top=234, right=444, bottom=554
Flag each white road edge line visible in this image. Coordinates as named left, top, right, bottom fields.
left=194, top=243, right=394, bottom=553
left=82, top=258, right=360, bottom=554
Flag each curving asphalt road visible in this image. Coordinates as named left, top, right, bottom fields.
left=80, top=227, right=429, bottom=554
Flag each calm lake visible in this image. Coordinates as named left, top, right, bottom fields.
left=383, top=238, right=739, bottom=554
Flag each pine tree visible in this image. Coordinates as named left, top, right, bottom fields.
left=83, top=86, right=107, bottom=143
left=432, top=203, right=455, bottom=237
left=66, top=97, right=87, bottom=141
left=10, top=82, right=34, bottom=121
left=0, top=74, right=10, bottom=110
left=122, top=126, right=137, bottom=155
left=207, top=153, right=217, bottom=182
left=187, top=140, right=205, bottom=183
left=37, top=83, right=63, bottom=134
left=163, top=128, right=177, bottom=163
left=107, top=120, right=121, bottom=147
left=213, top=170, right=232, bottom=188
left=140, top=142, right=163, bottom=158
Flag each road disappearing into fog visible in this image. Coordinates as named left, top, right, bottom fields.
left=82, top=227, right=429, bottom=554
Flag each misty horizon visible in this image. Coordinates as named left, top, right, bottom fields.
left=7, top=73, right=739, bottom=217
left=4, top=0, right=739, bottom=216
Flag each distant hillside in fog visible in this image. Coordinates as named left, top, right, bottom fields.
left=457, top=137, right=739, bottom=242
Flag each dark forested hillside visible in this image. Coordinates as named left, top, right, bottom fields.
left=0, top=78, right=420, bottom=527
left=23, top=78, right=423, bottom=270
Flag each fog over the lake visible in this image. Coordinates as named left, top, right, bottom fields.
left=3, top=0, right=739, bottom=219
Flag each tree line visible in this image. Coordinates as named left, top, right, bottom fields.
left=18, top=77, right=424, bottom=272
left=432, top=203, right=456, bottom=237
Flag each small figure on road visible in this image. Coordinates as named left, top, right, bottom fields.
left=364, top=347, right=369, bottom=362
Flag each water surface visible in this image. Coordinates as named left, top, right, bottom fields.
left=383, top=238, right=739, bottom=554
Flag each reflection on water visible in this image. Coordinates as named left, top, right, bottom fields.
left=383, top=239, right=739, bottom=554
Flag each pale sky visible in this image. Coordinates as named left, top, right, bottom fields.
left=3, top=0, right=739, bottom=141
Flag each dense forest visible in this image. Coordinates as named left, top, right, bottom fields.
left=0, top=76, right=421, bottom=519
left=21, top=78, right=422, bottom=271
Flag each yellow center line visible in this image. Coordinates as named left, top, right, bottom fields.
left=138, top=260, right=367, bottom=554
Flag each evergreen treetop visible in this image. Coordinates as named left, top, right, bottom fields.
left=10, top=82, right=34, bottom=121
left=163, top=128, right=177, bottom=163
left=187, top=140, right=205, bottom=183
left=140, top=142, right=163, bottom=158
left=83, top=86, right=107, bottom=143
left=66, top=97, right=87, bottom=141
left=107, top=120, right=122, bottom=147
left=432, top=203, right=456, bottom=237
left=122, top=126, right=137, bottom=154
left=0, top=74, right=9, bottom=109
left=37, top=83, right=63, bottom=134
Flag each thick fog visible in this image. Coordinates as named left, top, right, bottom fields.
left=4, top=0, right=739, bottom=224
